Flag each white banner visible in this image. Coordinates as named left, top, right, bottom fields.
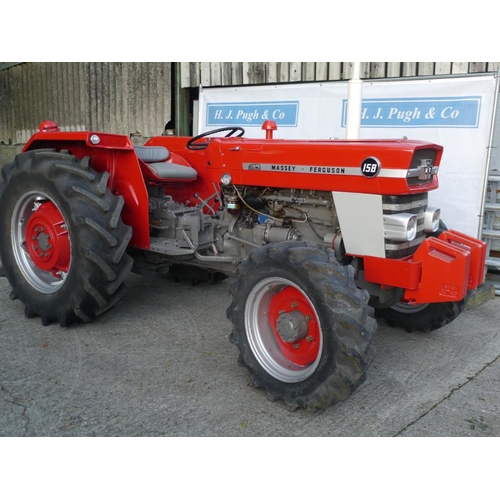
left=199, top=74, right=499, bottom=238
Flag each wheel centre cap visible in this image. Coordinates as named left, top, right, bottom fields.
left=276, top=310, right=309, bottom=343
left=36, top=229, right=50, bottom=251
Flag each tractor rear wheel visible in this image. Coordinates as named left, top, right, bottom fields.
left=227, top=241, right=376, bottom=410
left=0, top=150, right=133, bottom=326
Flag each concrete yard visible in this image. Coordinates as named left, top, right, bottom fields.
left=1, top=271, right=499, bottom=437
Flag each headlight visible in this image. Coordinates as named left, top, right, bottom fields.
left=423, top=207, right=441, bottom=233
left=220, top=173, right=232, bottom=186
left=383, top=213, right=418, bottom=241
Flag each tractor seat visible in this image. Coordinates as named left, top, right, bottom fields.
left=134, top=145, right=197, bottom=181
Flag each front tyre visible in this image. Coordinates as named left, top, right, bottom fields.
left=375, top=219, right=466, bottom=333
left=227, top=241, right=376, bottom=410
left=0, top=150, right=133, bottom=326
left=375, top=299, right=466, bottom=333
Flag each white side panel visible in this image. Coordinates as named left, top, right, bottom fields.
left=332, top=192, right=385, bottom=258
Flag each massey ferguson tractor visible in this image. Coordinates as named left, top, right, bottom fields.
left=0, top=119, right=487, bottom=410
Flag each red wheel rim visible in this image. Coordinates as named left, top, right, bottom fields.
left=26, top=201, right=70, bottom=276
left=268, top=285, right=321, bottom=366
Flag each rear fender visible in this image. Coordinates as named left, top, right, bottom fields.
left=23, top=131, right=150, bottom=249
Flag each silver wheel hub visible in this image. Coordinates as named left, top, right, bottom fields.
left=276, top=311, right=309, bottom=342
left=392, top=301, right=430, bottom=314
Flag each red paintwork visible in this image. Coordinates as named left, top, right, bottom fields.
left=268, top=285, right=320, bottom=366
left=438, top=230, right=487, bottom=290
left=364, top=230, right=486, bottom=303
left=149, top=135, right=442, bottom=196
left=26, top=201, right=70, bottom=275
left=262, top=120, right=278, bottom=139
left=403, top=236, right=471, bottom=303
left=22, top=121, right=485, bottom=303
left=38, top=120, right=60, bottom=133
left=23, top=129, right=150, bottom=248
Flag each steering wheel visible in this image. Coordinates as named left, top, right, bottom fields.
left=187, top=127, right=245, bottom=150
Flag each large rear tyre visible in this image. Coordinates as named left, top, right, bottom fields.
left=0, top=150, right=133, bottom=326
left=375, top=299, right=466, bottom=333
left=227, top=241, right=376, bottom=410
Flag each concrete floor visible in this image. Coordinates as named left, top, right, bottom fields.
left=1, top=272, right=499, bottom=437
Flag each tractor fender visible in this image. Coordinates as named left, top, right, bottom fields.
left=22, top=124, right=150, bottom=249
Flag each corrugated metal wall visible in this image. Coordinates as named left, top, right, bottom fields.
left=0, top=62, right=172, bottom=144
left=180, top=62, right=500, bottom=87
left=2, top=62, right=500, bottom=144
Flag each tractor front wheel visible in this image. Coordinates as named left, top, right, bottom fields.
left=227, top=241, right=376, bottom=410
left=374, top=220, right=466, bottom=333
left=0, top=150, right=133, bottom=326
left=375, top=299, right=466, bottom=333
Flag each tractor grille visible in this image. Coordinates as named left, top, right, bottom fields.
left=406, top=149, right=438, bottom=186
left=383, top=192, right=428, bottom=258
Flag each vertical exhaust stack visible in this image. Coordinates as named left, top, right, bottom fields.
left=345, top=62, right=363, bottom=140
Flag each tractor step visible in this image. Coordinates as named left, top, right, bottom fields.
left=149, top=237, right=195, bottom=256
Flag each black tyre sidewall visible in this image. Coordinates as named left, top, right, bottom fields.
left=228, top=241, right=375, bottom=409
left=1, top=171, right=80, bottom=314
left=375, top=300, right=466, bottom=333
left=233, top=263, right=342, bottom=398
left=0, top=152, right=132, bottom=325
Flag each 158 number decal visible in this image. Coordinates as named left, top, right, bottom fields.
left=361, top=157, right=380, bottom=178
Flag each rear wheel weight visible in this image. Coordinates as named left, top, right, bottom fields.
left=0, top=151, right=133, bottom=326
left=227, top=241, right=376, bottom=410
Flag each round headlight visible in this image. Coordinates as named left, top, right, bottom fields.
left=220, top=173, right=232, bottom=186
left=406, top=215, right=418, bottom=241
left=424, top=207, right=441, bottom=233
left=383, top=213, right=418, bottom=242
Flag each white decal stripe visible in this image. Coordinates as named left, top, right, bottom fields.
left=377, top=169, right=408, bottom=178
left=243, top=163, right=408, bottom=179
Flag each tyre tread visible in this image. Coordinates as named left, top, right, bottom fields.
left=0, top=150, right=133, bottom=326
left=227, top=241, right=376, bottom=410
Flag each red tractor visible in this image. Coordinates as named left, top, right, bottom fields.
left=0, top=119, right=486, bottom=410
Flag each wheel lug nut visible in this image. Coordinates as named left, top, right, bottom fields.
left=305, top=315, right=312, bottom=321
left=291, top=302, right=298, bottom=308
left=306, top=335, right=314, bottom=343
left=278, top=310, right=285, bottom=315
left=293, top=343, right=300, bottom=349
